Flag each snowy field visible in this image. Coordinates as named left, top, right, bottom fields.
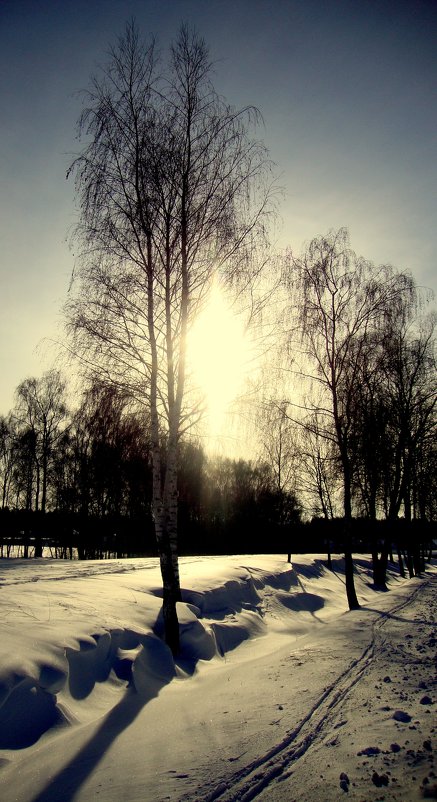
left=0, top=553, right=435, bottom=802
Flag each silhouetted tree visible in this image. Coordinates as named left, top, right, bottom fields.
left=67, top=23, right=273, bottom=652
left=257, top=400, right=299, bottom=560
left=290, top=228, right=415, bottom=608
left=382, top=314, right=436, bottom=522
left=13, top=371, right=68, bottom=553
left=0, top=415, right=17, bottom=509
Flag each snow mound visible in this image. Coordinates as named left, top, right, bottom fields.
left=0, top=556, right=294, bottom=748
left=1, top=553, right=435, bottom=802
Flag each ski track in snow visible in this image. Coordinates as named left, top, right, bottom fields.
left=189, top=576, right=437, bottom=802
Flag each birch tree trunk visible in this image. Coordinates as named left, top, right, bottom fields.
left=66, top=22, right=273, bottom=653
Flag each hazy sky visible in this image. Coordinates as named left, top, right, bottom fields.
left=1, top=0, right=436, bottom=414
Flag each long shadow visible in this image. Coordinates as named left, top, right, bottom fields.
left=291, top=560, right=326, bottom=581
left=31, top=692, right=150, bottom=801
left=279, top=590, right=325, bottom=614
left=289, top=574, right=326, bottom=623
left=361, top=607, right=433, bottom=626
left=30, top=636, right=176, bottom=802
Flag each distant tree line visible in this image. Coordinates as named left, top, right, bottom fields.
left=0, top=327, right=435, bottom=575
left=0, top=374, right=302, bottom=558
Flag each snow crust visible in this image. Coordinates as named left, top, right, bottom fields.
left=0, top=554, right=435, bottom=801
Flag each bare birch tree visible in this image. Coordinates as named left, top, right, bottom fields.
left=0, top=415, right=17, bottom=510
left=66, top=23, right=273, bottom=652
left=290, top=228, right=415, bottom=609
left=15, top=372, right=67, bottom=510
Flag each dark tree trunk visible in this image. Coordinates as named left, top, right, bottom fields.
left=160, top=546, right=181, bottom=656
left=34, top=533, right=43, bottom=559
left=342, top=461, right=359, bottom=610
left=326, top=539, right=332, bottom=570
left=372, top=536, right=389, bottom=590
left=412, top=546, right=422, bottom=576
left=396, top=546, right=405, bottom=577
left=345, top=548, right=360, bottom=610
left=372, top=552, right=388, bottom=590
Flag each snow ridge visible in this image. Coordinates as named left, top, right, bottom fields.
left=0, top=558, right=291, bottom=752
left=0, top=555, right=435, bottom=802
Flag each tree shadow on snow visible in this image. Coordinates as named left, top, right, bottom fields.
left=278, top=591, right=325, bottom=615
left=361, top=607, right=433, bottom=627
left=291, top=560, right=327, bottom=581
left=30, top=633, right=176, bottom=802
left=280, top=581, right=326, bottom=622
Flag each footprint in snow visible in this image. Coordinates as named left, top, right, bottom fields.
left=393, top=710, right=412, bottom=723
left=357, top=746, right=381, bottom=756
left=371, top=770, right=389, bottom=787
left=339, top=772, right=350, bottom=792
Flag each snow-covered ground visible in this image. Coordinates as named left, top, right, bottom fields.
left=0, top=553, right=435, bottom=802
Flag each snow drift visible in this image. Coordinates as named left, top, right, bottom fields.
left=0, top=554, right=435, bottom=802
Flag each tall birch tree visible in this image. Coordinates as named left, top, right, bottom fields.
left=66, top=23, right=272, bottom=652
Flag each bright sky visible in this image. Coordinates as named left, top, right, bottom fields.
left=1, top=0, right=436, bottom=418
left=187, top=282, right=255, bottom=450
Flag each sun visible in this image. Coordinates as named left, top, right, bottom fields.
left=187, top=283, right=253, bottom=447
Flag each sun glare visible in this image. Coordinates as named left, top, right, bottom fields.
left=188, top=283, right=252, bottom=447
